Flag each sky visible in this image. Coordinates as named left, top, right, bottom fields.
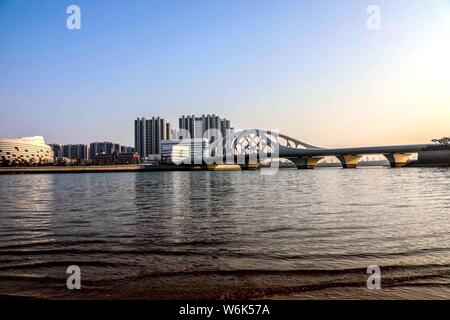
left=1, top=0, right=449, bottom=147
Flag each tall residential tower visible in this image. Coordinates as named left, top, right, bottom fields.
left=134, top=117, right=171, bottom=159
left=178, top=114, right=232, bottom=142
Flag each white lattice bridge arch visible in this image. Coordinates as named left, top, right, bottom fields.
left=203, top=129, right=320, bottom=164
left=203, top=128, right=432, bottom=169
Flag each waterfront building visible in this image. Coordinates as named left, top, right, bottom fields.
left=134, top=117, right=171, bottom=159
left=0, top=136, right=53, bottom=166
left=161, top=138, right=207, bottom=164
left=62, top=144, right=88, bottom=160
left=190, top=138, right=208, bottom=163
left=171, top=128, right=180, bottom=140
left=161, top=140, right=190, bottom=164
left=48, top=143, right=88, bottom=165
left=120, top=145, right=134, bottom=154
left=415, top=145, right=450, bottom=166
left=49, top=144, right=62, bottom=158
left=54, top=157, right=78, bottom=166
left=89, top=141, right=120, bottom=160
left=178, top=114, right=232, bottom=142
left=92, top=151, right=140, bottom=165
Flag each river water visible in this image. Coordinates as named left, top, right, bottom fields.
left=0, top=167, right=449, bottom=299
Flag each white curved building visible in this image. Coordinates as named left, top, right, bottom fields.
left=0, top=136, right=54, bottom=166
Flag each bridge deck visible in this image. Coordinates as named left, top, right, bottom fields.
left=278, top=144, right=432, bottom=158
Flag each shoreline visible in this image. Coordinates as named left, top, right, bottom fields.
left=0, top=164, right=242, bottom=174
left=1, top=161, right=449, bottom=175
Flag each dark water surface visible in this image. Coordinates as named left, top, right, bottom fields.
left=0, top=168, right=449, bottom=299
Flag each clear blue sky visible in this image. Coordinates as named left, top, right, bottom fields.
left=1, top=0, right=449, bottom=146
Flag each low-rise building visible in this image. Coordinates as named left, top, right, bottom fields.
left=161, top=138, right=207, bottom=164
left=120, top=145, right=134, bottom=154
left=54, top=157, right=79, bottom=166
left=92, top=151, right=140, bottom=165
left=161, top=140, right=190, bottom=164
left=89, top=141, right=120, bottom=160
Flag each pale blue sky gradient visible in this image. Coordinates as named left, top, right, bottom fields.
left=1, top=0, right=449, bottom=146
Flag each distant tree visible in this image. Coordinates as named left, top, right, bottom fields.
left=431, top=137, right=450, bottom=145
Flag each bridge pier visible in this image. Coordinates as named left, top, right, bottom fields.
left=207, top=164, right=241, bottom=171
left=383, top=153, right=412, bottom=168
left=289, top=157, right=323, bottom=169
left=235, top=154, right=261, bottom=170
left=336, top=155, right=362, bottom=169
left=239, top=161, right=260, bottom=170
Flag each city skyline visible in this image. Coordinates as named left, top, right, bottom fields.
left=1, top=1, right=450, bottom=303
left=1, top=1, right=450, bottom=147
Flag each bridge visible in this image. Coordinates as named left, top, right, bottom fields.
left=203, top=129, right=432, bottom=169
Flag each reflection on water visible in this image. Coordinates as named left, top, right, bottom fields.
left=0, top=168, right=449, bottom=299
left=0, top=174, right=54, bottom=242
